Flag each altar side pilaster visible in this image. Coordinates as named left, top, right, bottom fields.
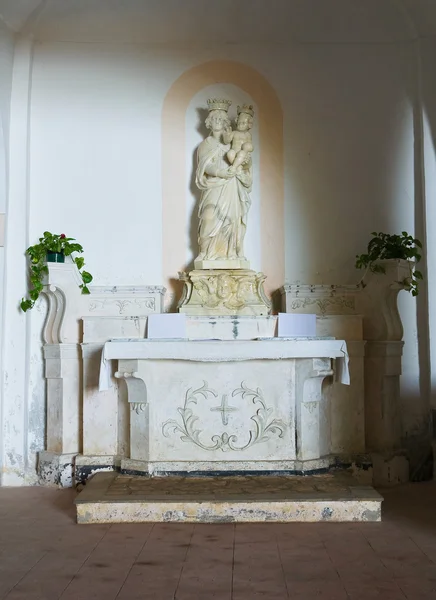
left=280, top=284, right=367, bottom=473
left=75, top=288, right=163, bottom=485
left=364, top=341, right=408, bottom=483
left=37, top=262, right=165, bottom=486
left=356, top=261, right=412, bottom=484
left=296, top=358, right=334, bottom=462
left=114, top=361, right=150, bottom=465
left=38, top=343, right=81, bottom=486
left=37, top=263, right=85, bottom=486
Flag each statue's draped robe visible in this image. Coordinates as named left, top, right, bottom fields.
left=196, top=136, right=252, bottom=261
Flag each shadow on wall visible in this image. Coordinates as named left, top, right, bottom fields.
left=279, top=42, right=434, bottom=476
left=400, top=396, right=433, bottom=482
left=282, top=44, right=417, bottom=286
left=400, top=40, right=436, bottom=472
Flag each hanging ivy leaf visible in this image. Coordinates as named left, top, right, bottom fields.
left=20, top=232, right=93, bottom=311
left=355, top=231, right=424, bottom=296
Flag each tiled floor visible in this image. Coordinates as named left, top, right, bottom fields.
left=1, top=481, right=436, bottom=599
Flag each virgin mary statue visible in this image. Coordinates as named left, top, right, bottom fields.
left=194, top=98, right=253, bottom=269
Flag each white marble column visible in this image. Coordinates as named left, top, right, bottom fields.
left=421, top=38, right=436, bottom=475
left=1, top=37, right=35, bottom=485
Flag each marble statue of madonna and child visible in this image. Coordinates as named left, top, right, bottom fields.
left=179, top=97, right=270, bottom=316
left=195, top=98, right=255, bottom=269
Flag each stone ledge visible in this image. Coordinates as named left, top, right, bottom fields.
left=75, top=472, right=382, bottom=524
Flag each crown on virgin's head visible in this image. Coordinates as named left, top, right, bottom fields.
left=207, top=98, right=232, bottom=112
left=237, top=104, right=254, bottom=118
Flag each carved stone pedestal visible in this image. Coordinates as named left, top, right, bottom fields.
left=178, top=269, right=271, bottom=316
left=194, top=258, right=250, bottom=270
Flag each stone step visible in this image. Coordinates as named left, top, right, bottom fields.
left=75, top=472, right=383, bottom=524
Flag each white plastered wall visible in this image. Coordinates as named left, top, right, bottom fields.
left=0, top=18, right=15, bottom=483
left=0, top=31, right=431, bottom=483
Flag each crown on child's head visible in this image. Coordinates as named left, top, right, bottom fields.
left=207, top=98, right=232, bottom=113
left=237, top=104, right=254, bottom=118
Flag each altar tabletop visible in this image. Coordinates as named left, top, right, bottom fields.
left=98, top=338, right=349, bottom=391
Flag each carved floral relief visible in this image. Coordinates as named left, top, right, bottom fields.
left=162, top=381, right=286, bottom=452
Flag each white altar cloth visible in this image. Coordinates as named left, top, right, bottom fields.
left=98, top=338, right=350, bottom=391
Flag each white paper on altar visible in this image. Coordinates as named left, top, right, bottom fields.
left=147, top=313, right=187, bottom=339
left=98, top=338, right=350, bottom=391
left=277, top=313, right=317, bottom=337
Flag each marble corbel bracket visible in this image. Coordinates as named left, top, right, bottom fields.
left=42, top=285, right=66, bottom=344
left=372, top=281, right=404, bottom=342
left=256, top=272, right=273, bottom=310
left=297, top=358, right=334, bottom=462
left=177, top=271, right=193, bottom=309
left=358, top=259, right=411, bottom=341
left=115, top=362, right=150, bottom=462
left=41, top=262, right=84, bottom=344
left=115, top=362, right=147, bottom=413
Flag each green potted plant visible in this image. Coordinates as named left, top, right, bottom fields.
left=20, top=231, right=93, bottom=312
left=355, top=231, right=423, bottom=296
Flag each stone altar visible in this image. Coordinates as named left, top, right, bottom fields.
left=37, top=98, right=374, bottom=505
left=99, top=338, right=350, bottom=475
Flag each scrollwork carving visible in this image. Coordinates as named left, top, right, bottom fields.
left=290, top=296, right=355, bottom=316
left=180, top=270, right=270, bottom=314
left=41, top=285, right=66, bottom=344
left=131, top=402, right=147, bottom=415
left=88, top=298, right=155, bottom=314
left=162, top=381, right=286, bottom=452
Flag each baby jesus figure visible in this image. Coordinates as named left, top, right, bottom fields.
left=224, top=104, right=254, bottom=174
